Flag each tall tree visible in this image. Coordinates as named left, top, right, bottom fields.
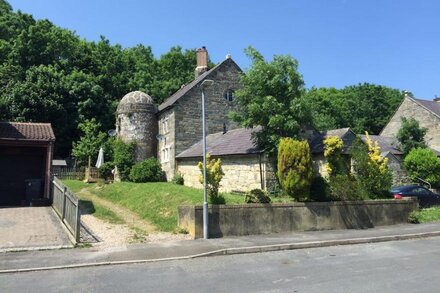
left=305, top=83, right=404, bottom=134
left=230, top=46, right=311, bottom=153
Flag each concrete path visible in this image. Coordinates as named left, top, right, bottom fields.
left=1, top=222, right=440, bottom=273
left=0, top=207, right=73, bottom=252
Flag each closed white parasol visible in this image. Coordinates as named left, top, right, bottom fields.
left=95, top=147, right=104, bottom=168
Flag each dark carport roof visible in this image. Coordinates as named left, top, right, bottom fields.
left=0, top=122, right=55, bottom=142
left=176, top=127, right=262, bottom=159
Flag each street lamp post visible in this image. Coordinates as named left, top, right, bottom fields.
left=201, top=79, right=214, bottom=239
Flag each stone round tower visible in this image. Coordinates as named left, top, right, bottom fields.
left=116, top=91, right=157, bottom=162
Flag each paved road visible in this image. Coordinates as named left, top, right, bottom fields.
left=2, top=237, right=440, bottom=293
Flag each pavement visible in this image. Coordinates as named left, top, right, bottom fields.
left=0, top=207, right=73, bottom=252
left=1, top=222, right=440, bottom=273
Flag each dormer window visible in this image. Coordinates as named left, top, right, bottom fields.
left=224, top=89, right=235, bottom=102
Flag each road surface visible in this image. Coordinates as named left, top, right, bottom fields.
left=2, top=237, right=440, bottom=292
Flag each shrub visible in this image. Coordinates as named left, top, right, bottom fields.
left=129, top=158, right=164, bottom=183
left=324, top=136, right=350, bottom=176
left=244, top=189, right=272, bottom=204
left=198, top=153, right=225, bottom=203
left=277, top=138, right=313, bottom=201
left=351, top=135, right=392, bottom=199
left=172, top=172, right=184, bottom=185
left=404, top=148, right=440, bottom=188
left=397, top=117, right=427, bottom=156
left=310, top=176, right=331, bottom=202
left=98, top=161, right=114, bottom=180
left=328, top=175, right=365, bottom=201
left=113, top=139, right=135, bottom=181
left=408, top=211, right=420, bottom=224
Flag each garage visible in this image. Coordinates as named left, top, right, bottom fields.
left=0, top=122, right=55, bottom=207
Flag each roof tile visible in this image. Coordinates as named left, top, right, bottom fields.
left=0, top=122, right=55, bottom=141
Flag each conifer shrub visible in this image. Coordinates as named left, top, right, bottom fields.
left=129, top=157, right=165, bottom=183
left=277, top=138, right=313, bottom=201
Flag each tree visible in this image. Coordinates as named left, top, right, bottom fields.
left=198, top=153, right=225, bottom=204
left=305, top=83, right=404, bottom=134
left=72, top=118, right=106, bottom=166
left=404, top=148, right=440, bottom=188
left=351, top=134, right=392, bottom=199
left=277, top=138, right=313, bottom=201
left=230, top=46, right=311, bottom=154
left=112, top=139, right=136, bottom=181
left=397, top=117, right=427, bottom=156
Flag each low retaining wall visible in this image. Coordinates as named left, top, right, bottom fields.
left=178, top=199, right=418, bottom=239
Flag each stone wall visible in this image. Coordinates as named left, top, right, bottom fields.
left=176, top=154, right=265, bottom=192
left=174, top=59, right=242, bottom=157
left=178, top=199, right=418, bottom=238
left=117, top=111, right=157, bottom=162
left=157, top=108, right=176, bottom=180
left=386, top=153, right=410, bottom=185
left=381, top=97, right=440, bottom=151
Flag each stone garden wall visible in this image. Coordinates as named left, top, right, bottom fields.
left=178, top=199, right=418, bottom=239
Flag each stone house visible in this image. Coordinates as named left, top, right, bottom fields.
left=381, top=95, right=440, bottom=152
left=116, top=47, right=242, bottom=180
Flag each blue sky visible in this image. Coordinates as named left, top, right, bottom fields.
left=8, top=0, right=440, bottom=99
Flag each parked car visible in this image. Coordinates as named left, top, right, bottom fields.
left=390, top=185, right=440, bottom=208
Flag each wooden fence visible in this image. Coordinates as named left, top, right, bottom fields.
left=53, top=167, right=99, bottom=180
left=51, top=176, right=81, bottom=243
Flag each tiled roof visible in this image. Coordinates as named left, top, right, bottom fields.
left=176, top=127, right=262, bottom=159
left=0, top=122, right=55, bottom=142
left=309, top=128, right=354, bottom=154
left=413, top=98, right=440, bottom=117
left=158, top=58, right=241, bottom=112
left=360, top=135, right=403, bottom=155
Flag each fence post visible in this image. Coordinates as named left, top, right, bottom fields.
left=62, top=186, right=67, bottom=220
left=75, top=200, right=81, bottom=243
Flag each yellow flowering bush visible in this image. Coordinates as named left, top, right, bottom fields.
left=198, top=153, right=225, bottom=203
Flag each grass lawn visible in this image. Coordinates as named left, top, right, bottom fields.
left=411, top=206, right=440, bottom=223
left=63, top=180, right=292, bottom=232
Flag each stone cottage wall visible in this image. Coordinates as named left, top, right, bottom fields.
left=177, top=154, right=270, bottom=193
left=157, top=108, right=176, bottom=180
left=381, top=97, right=440, bottom=152
left=173, top=59, right=242, bottom=158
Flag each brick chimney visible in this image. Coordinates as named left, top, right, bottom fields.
left=195, top=47, right=208, bottom=78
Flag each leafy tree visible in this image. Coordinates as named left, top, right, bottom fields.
left=0, top=1, right=200, bottom=157
left=198, top=153, right=225, bottom=204
left=72, top=118, right=106, bottom=166
left=305, top=83, right=404, bottom=134
left=397, top=117, right=427, bottom=156
left=230, top=46, right=311, bottom=154
left=404, top=148, right=440, bottom=188
left=277, top=138, right=313, bottom=201
left=351, top=135, right=392, bottom=199
left=112, top=139, right=136, bottom=181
